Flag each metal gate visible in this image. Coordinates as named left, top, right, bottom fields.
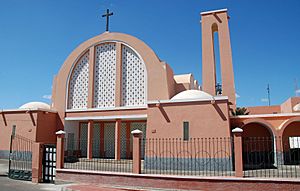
left=43, top=145, right=56, bottom=183
left=8, top=134, right=33, bottom=181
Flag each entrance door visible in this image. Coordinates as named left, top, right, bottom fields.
left=42, top=145, right=56, bottom=183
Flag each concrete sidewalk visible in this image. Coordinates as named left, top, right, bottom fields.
left=0, top=159, right=192, bottom=191
left=65, top=184, right=197, bottom=191
left=0, top=159, right=9, bottom=176
left=66, top=184, right=139, bottom=191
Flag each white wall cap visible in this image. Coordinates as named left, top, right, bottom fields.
left=232, top=127, right=243, bottom=133
left=201, top=9, right=228, bottom=15
left=65, top=114, right=147, bottom=121
left=293, top=103, right=300, bottom=111
left=174, top=73, right=193, bottom=84
left=66, top=105, right=147, bottom=113
left=231, top=112, right=300, bottom=119
left=56, top=130, right=66, bottom=135
left=0, top=108, right=57, bottom=113
left=131, top=129, right=143, bottom=135
left=148, top=96, right=228, bottom=105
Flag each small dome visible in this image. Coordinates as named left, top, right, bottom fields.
left=293, top=103, right=300, bottom=112
left=19, top=102, right=50, bottom=110
left=171, top=90, right=213, bottom=100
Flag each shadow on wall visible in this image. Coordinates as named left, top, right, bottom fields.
left=212, top=103, right=227, bottom=121
left=156, top=101, right=228, bottom=123
left=158, top=105, right=170, bottom=123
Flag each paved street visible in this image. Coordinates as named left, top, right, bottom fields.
left=0, top=159, right=158, bottom=191
left=0, top=159, right=146, bottom=191
left=0, top=159, right=8, bottom=176
left=0, top=176, right=73, bottom=191
left=0, top=159, right=72, bottom=191
left=0, top=176, right=164, bottom=191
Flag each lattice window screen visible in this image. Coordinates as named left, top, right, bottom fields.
left=104, top=123, right=115, bottom=158
left=80, top=123, right=88, bottom=157
left=68, top=52, right=90, bottom=109
left=121, top=45, right=146, bottom=106
left=93, top=123, right=101, bottom=158
left=120, top=123, right=127, bottom=159
left=94, top=43, right=117, bottom=108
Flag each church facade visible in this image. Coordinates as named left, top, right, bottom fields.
left=0, top=9, right=299, bottom=165
left=51, top=9, right=235, bottom=159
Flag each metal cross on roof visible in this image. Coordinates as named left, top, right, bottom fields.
left=102, top=9, right=113, bottom=32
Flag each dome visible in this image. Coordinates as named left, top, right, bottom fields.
left=293, top=103, right=300, bottom=112
left=171, top=90, right=213, bottom=100
left=19, top=102, right=50, bottom=110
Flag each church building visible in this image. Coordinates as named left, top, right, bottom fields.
left=0, top=9, right=299, bottom=164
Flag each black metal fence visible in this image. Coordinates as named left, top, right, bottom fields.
left=8, top=134, right=33, bottom=181
left=62, top=136, right=300, bottom=179
left=64, top=138, right=132, bottom=173
left=243, top=136, right=300, bottom=178
left=142, top=137, right=234, bottom=176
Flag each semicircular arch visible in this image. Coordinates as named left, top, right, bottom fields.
left=279, top=116, right=300, bottom=136
left=241, top=118, right=276, bottom=137
left=53, top=32, right=173, bottom=117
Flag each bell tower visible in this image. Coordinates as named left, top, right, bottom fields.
left=201, top=9, right=236, bottom=109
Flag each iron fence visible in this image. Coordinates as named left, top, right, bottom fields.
left=62, top=135, right=300, bottom=179
left=8, top=134, right=33, bottom=181
left=243, top=136, right=300, bottom=178
left=142, top=137, right=234, bottom=176
left=64, top=138, right=132, bottom=173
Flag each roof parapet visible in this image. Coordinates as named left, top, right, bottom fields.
left=200, top=8, right=228, bottom=16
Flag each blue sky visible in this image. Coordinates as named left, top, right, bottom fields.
left=0, top=0, right=299, bottom=109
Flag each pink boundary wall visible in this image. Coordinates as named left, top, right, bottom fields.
left=54, top=128, right=300, bottom=190
left=56, top=169, right=300, bottom=191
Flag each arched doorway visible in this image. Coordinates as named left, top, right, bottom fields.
left=281, top=120, right=300, bottom=165
left=242, top=122, right=275, bottom=169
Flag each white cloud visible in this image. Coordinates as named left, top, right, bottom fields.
left=261, top=98, right=269, bottom=102
left=42, top=95, right=52, bottom=99
left=296, top=89, right=300, bottom=94
left=235, top=93, right=240, bottom=98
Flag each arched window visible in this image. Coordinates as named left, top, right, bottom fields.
left=121, top=45, right=146, bottom=106
left=67, top=43, right=147, bottom=110
left=93, top=43, right=117, bottom=108
left=68, top=52, right=89, bottom=109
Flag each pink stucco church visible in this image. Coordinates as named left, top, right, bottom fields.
left=0, top=9, right=299, bottom=176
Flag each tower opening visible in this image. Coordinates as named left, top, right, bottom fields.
left=212, top=23, right=222, bottom=95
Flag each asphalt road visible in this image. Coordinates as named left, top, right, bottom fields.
left=0, top=159, right=9, bottom=176
left=0, top=176, right=73, bottom=191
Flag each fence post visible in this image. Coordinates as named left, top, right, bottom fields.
left=115, top=119, right=121, bottom=160
left=56, top=130, right=66, bottom=169
left=87, top=120, right=94, bottom=159
left=32, top=142, right=43, bottom=183
left=232, top=127, right=244, bottom=178
left=131, top=129, right=143, bottom=174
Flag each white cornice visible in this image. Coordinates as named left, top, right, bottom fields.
left=231, top=113, right=300, bottom=119
left=0, top=108, right=57, bottom=113
left=148, top=96, right=228, bottom=105
left=65, top=114, right=147, bottom=121
left=66, top=105, right=147, bottom=113
left=200, top=9, right=228, bottom=15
